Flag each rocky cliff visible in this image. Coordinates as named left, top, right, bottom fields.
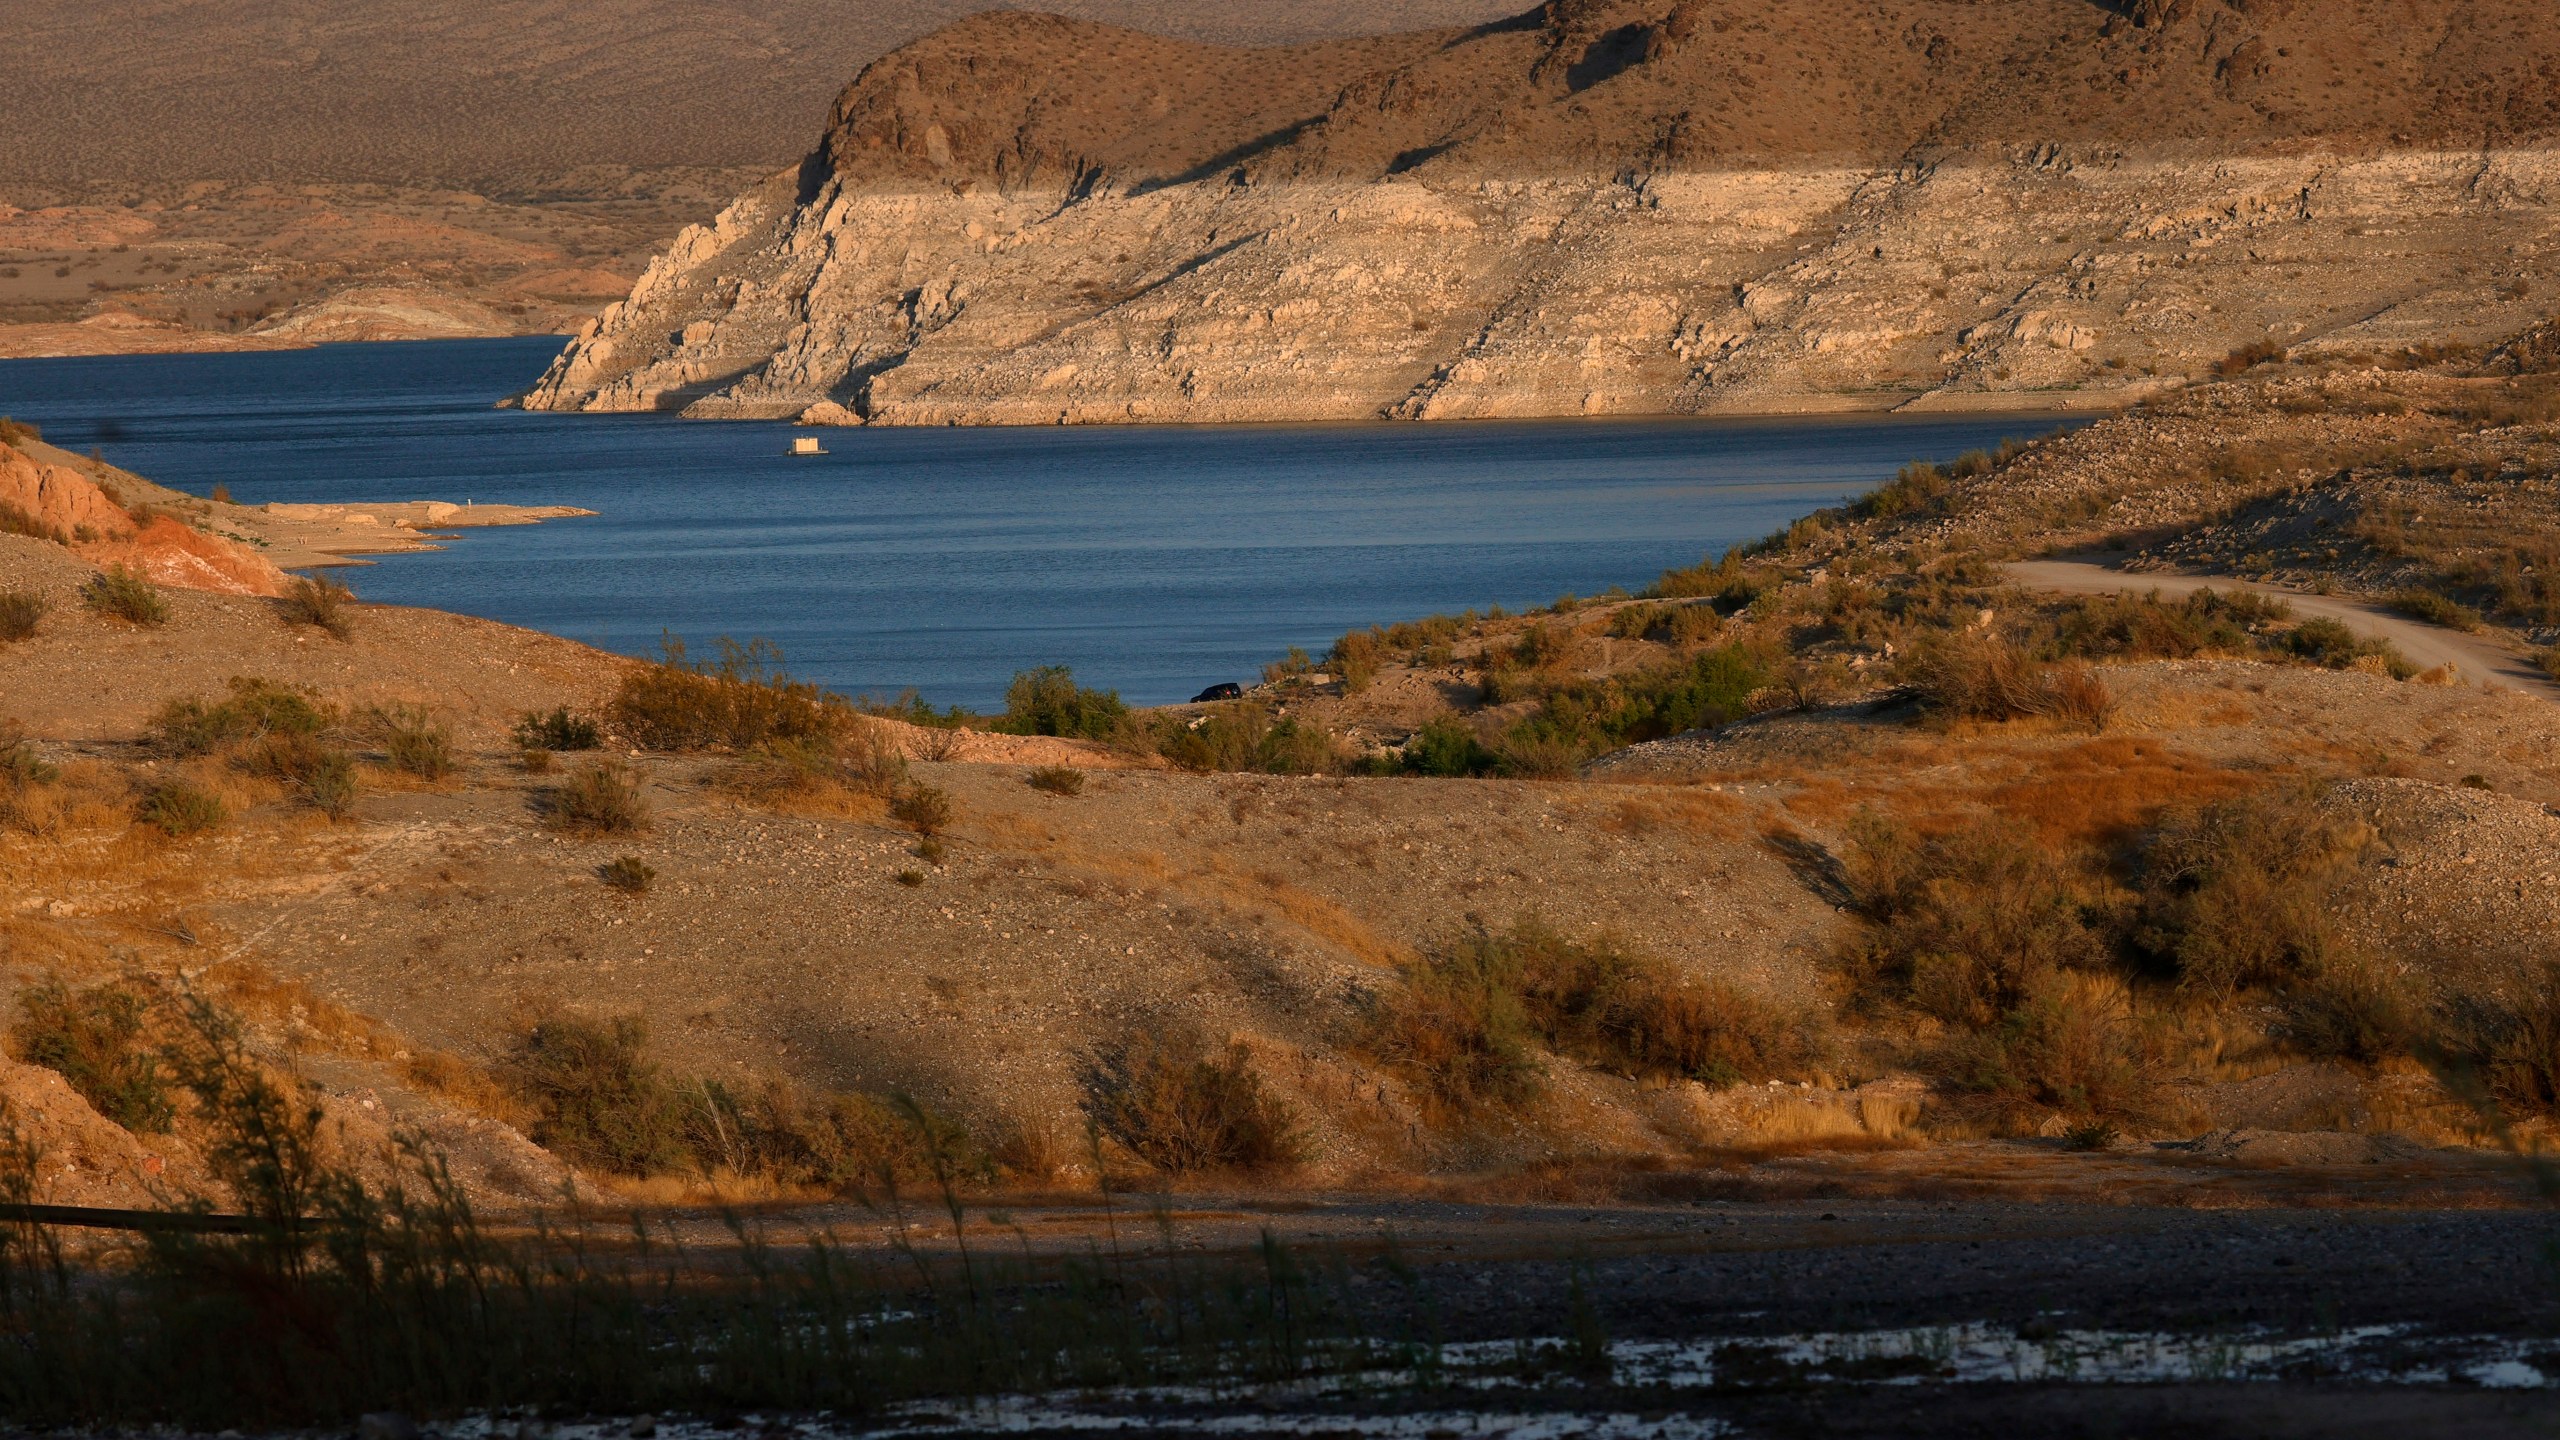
left=521, top=0, right=2560, bottom=425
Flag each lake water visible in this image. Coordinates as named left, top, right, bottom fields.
left=0, top=338, right=2080, bottom=708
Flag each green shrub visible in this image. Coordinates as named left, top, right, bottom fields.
left=2049, top=588, right=2288, bottom=661
left=1852, top=460, right=1952, bottom=522
left=1498, top=921, right=1824, bottom=1086
left=503, top=1015, right=689, bottom=1176
left=81, top=565, right=168, bottom=625
left=277, top=575, right=353, bottom=638
left=1364, top=935, right=1545, bottom=1110
left=1506, top=643, right=1772, bottom=759
left=1328, top=629, right=1386, bottom=693
left=150, top=677, right=332, bottom=757
left=1155, top=706, right=1339, bottom=775
left=515, top=707, right=601, bottom=751
left=994, top=665, right=1126, bottom=740
left=2388, top=588, right=2482, bottom=632
left=9, top=978, right=174, bottom=1133
left=1938, top=972, right=2151, bottom=1120
left=137, top=781, right=226, bottom=837
left=548, top=760, right=648, bottom=834
left=1399, top=716, right=1498, bottom=777
left=613, top=637, right=847, bottom=751
left=305, top=749, right=357, bottom=819
left=0, top=588, right=45, bottom=642
left=1026, top=765, right=1085, bottom=796
left=2280, top=616, right=2410, bottom=674
left=1089, top=1034, right=1305, bottom=1176
left=599, top=855, right=656, bottom=894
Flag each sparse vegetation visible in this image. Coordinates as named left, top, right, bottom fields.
left=9, top=978, right=174, bottom=1133
left=501, top=1014, right=688, bottom=1175
left=0, top=589, right=46, bottom=642
left=80, top=565, right=168, bottom=625
left=1156, top=705, right=1340, bottom=775
left=1089, top=1033, right=1305, bottom=1176
left=2388, top=587, right=2483, bottom=631
left=547, top=759, right=648, bottom=834
left=276, top=574, right=353, bottom=637
left=150, top=677, right=331, bottom=756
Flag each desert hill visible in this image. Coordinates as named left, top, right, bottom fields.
left=524, top=0, right=2560, bottom=424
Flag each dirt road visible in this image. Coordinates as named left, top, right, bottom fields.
left=2006, top=560, right=2560, bottom=701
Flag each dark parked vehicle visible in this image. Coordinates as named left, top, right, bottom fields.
left=1191, top=682, right=1243, bottom=703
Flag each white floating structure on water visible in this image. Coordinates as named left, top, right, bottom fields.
left=789, top=435, right=827, bottom=456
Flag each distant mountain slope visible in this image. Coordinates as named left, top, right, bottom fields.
left=522, top=0, right=2560, bottom=425
left=0, top=0, right=1524, bottom=190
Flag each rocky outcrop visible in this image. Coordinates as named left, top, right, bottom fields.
left=1, top=441, right=287, bottom=596
left=522, top=0, right=2560, bottom=426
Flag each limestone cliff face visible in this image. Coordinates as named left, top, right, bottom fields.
left=521, top=1, right=2560, bottom=425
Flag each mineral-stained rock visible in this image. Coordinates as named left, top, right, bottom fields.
left=0, top=442, right=131, bottom=541
left=522, top=1, right=2560, bottom=427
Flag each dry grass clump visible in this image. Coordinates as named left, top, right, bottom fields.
left=1088, top=1033, right=1305, bottom=1177
left=1367, top=920, right=1826, bottom=1116
left=546, top=759, right=648, bottom=834
left=80, top=564, right=167, bottom=625
left=276, top=574, right=354, bottom=638
left=232, top=728, right=358, bottom=818
left=2048, top=587, right=2290, bottom=661
left=2387, top=587, right=2482, bottom=631
left=717, top=724, right=908, bottom=811
left=136, top=779, right=227, bottom=836
left=9, top=976, right=175, bottom=1133
left=0, top=588, right=46, bottom=642
left=613, top=637, right=848, bottom=751
left=0, top=502, right=70, bottom=545
left=1026, top=765, right=1085, bottom=796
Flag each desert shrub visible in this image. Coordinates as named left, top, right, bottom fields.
left=890, top=782, right=952, bottom=836
left=1509, top=643, right=1772, bottom=759
left=2280, top=951, right=2413, bottom=1065
left=151, top=677, right=332, bottom=756
left=0, top=502, right=68, bottom=545
left=994, top=665, right=1126, bottom=740
left=1155, top=706, right=1338, bottom=775
left=137, top=780, right=227, bottom=836
left=371, top=704, right=456, bottom=780
left=1088, top=1034, right=1305, bottom=1176
left=894, top=869, right=926, bottom=887
left=233, top=728, right=359, bottom=818
left=1398, top=716, right=1498, bottom=777
left=2280, top=616, right=2410, bottom=674
left=305, top=749, right=357, bottom=819
left=1364, top=936, right=1545, bottom=1110
left=613, top=637, right=847, bottom=751
left=2049, top=588, right=2288, bottom=661
left=548, top=760, right=648, bottom=834
left=0, top=588, right=45, bottom=642
left=81, top=564, right=168, bottom=625
left=1497, top=921, right=1824, bottom=1086
left=1491, top=729, right=1582, bottom=780
left=2538, top=647, right=2560, bottom=682
left=1, top=723, right=58, bottom=789
left=1328, top=628, right=1386, bottom=692
left=9, top=978, right=174, bottom=1133
left=1852, top=459, right=1952, bottom=522
left=502, top=1015, right=689, bottom=1176
left=2388, top=588, right=2482, bottom=631
left=1937, top=971, right=2150, bottom=1119
left=1910, top=633, right=2108, bottom=727
left=678, top=1079, right=978, bottom=1190
left=2134, top=786, right=2370, bottom=997
left=277, top=575, right=353, bottom=638
left=514, top=707, right=601, bottom=751
left=1839, top=813, right=2107, bottom=1027
left=599, top=855, right=655, bottom=894
left=0, top=416, right=38, bottom=445
left=2216, top=339, right=2287, bottom=374
left=518, top=746, right=555, bottom=774
left=1026, top=765, right=1085, bottom=796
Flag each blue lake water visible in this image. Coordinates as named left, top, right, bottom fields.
left=0, top=337, right=2081, bottom=708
